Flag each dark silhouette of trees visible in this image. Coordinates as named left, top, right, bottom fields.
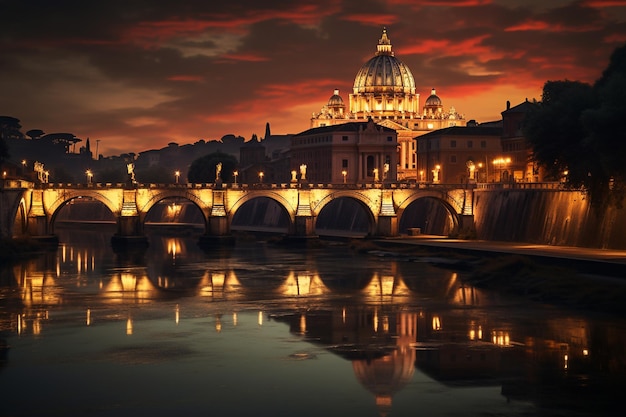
left=187, top=151, right=238, bottom=183
left=524, top=43, right=626, bottom=209
left=0, top=116, right=23, bottom=166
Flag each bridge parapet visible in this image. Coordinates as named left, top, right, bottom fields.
left=3, top=182, right=474, bottom=244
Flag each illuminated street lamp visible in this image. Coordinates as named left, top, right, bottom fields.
left=86, top=170, right=93, bottom=185
left=258, top=171, right=264, bottom=183
left=175, top=170, right=180, bottom=184
left=373, top=168, right=379, bottom=182
left=233, top=170, right=238, bottom=185
left=341, top=170, right=347, bottom=184
left=419, top=170, right=425, bottom=182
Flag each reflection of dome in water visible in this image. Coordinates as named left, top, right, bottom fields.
left=353, top=349, right=415, bottom=417
left=353, top=28, right=416, bottom=94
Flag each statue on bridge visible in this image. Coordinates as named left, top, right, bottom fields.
left=127, top=162, right=136, bottom=184
left=216, top=162, right=222, bottom=179
left=300, top=164, right=307, bottom=181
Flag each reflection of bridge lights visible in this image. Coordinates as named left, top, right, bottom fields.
left=215, top=314, right=222, bottom=333
left=167, top=203, right=181, bottom=219
left=126, top=317, right=133, bottom=335
left=280, top=272, right=327, bottom=296
left=469, top=322, right=483, bottom=340
left=300, top=314, right=306, bottom=335
left=364, top=274, right=411, bottom=298
left=175, top=304, right=180, bottom=325
left=258, top=311, right=263, bottom=326
left=87, top=309, right=91, bottom=326
left=233, top=312, right=238, bottom=326
left=491, top=330, right=510, bottom=346
left=167, top=238, right=179, bottom=259
left=432, top=316, right=441, bottom=331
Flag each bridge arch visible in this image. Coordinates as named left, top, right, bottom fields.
left=10, top=196, right=28, bottom=237
left=313, top=192, right=377, bottom=236
left=229, top=194, right=294, bottom=234
left=139, top=194, right=208, bottom=233
left=395, top=192, right=460, bottom=235
left=49, top=196, right=116, bottom=233
left=47, top=190, right=120, bottom=220
left=136, top=190, right=210, bottom=222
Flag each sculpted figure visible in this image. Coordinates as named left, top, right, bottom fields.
left=300, top=164, right=307, bottom=180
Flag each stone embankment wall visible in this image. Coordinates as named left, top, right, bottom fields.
left=473, top=189, right=626, bottom=249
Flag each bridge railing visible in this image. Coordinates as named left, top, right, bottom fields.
left=0, top=179, right=35, bottom=189
left=28, top=181, right=479, bottom=190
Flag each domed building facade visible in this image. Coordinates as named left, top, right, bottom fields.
left=311, top=29, right=466, bottom=181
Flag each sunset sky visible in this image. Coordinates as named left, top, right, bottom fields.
left=2, top=0, right=626, bottom=157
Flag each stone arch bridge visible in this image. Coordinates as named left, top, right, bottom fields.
left=1, top=180, right=474, bottom=246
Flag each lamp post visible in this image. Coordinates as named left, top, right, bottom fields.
left=259, top=171, right=264, bottom=183
left=373, top=168, right=379, bottom=182
left=341, top=170, right=347, bottom=184
left=86, top=170, right=93, bottom=185
left=175, top=170, right=180, bottom=184
left=233, top=170, right=238, bottom=185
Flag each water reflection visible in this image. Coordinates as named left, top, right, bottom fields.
left=1, top=227, right=626, bottom=416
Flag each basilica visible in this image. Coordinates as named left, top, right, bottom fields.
left=310, top=29, right=466, bottom=181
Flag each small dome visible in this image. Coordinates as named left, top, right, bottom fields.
left=353, top=29, right=416, bottom=95
left=328, top=89, right=344, bottom=106
left=425, top=88, right=442, bottom=107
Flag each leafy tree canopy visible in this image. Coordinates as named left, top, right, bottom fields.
left=524, top=43, right=626, bottom=209
left=187, top=151, right=238, bottom=183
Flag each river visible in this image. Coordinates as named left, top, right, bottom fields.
left=1, top=225, right=625, bottom=417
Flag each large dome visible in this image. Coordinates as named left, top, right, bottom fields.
left=353, top=29, right=416, bottom=95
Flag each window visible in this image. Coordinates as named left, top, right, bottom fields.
left=342, top=135, right=348, bottom=141
left=342, top=159, right=348, bottom=168
left=451, top=140, right=457, bottom=148
left=467, top=140, right=473, bottom=148
left=387, top=136, right=393, bottom=142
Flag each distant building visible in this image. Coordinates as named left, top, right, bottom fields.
left=416, top=125, right=503, bottom=183
left=291, top=118, right=398, bottom=183
left=501, top=99, right=542, bottom=182
left=310, top=29, right=466, bottom=181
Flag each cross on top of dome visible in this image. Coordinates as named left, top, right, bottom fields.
left=376, top=28, right=394, bottom=56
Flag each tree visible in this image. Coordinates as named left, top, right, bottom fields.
left=524, top=43, right=626, bottom=209
left=0, top=116, right=22, bottom=166
left=187, top=151, right=238, bottom=183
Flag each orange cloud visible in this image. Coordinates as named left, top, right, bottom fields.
left=386, top=0, right=492, bottom=5
left=219, top=53, right=270, bottom=62
left=167, top=75, right=204, bottom=82
left=341, top=14, right=399, bottom=26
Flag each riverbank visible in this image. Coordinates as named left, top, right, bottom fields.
left=354, top=237, right=626, bottom=315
